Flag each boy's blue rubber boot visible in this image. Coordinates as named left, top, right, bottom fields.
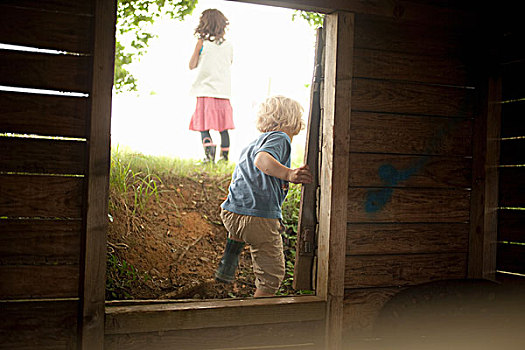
left=215, top=238, right=244, bottom=283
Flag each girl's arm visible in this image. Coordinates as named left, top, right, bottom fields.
left=189, top=39, right=203, bottom=70
left=254, top=152, right=312, bottom=184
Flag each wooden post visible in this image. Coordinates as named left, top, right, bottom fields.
left=468, top=73, right=501, bottom=280
left=293, top=26, right=324, bottom=291
left=80, top=0, right=117, bottom=348
left=317, top=12, right=353, bottom=350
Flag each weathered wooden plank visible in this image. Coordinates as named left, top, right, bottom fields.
left=316, top=12, right=354, bottom=350
left=0, top=300, right=78, bottom=349
left=0, top=5, right=93, bottom=54
left=0, top=265, right=79, bottom=299
left=0, top=219, right=81, bottom=265
left=348, top=188, right=470, bottom=223
left=354, top=48, right=469, bottom=86
left=236, top=0, right=473, bottom=26
left=105, top=320, right=324, bottom=350
left=80, top=0, right=116, bottom=348
left=352, top=78, right=475, bottom=118
left=294, top=27, right=323, bottom=291
left=498, top=210, right=525, bottom=243
left=497, top=243, right=525, bottom=274
left=501, top=101, right=525, bottom=138
left=349, top=153, right=471, bottom=188
left=354, top=13, right=465, bottom=56
left=0, top=137, right=86, bottom=175
left=0, top=49, right=91, bottom=93
left=343, top=287, right=404, bottom=336
left=500, top=138, right=525, bottom=165
left=499, top=167, right=525, bottom=208
left=468, top=74, right=501, bottom=280
left=106, top=296, right=325, bottom=334
left=349, top=112, right=473, bottom=156
left=0, top=175, right=84, bottom=218
left=0, top=91, right=89, bottom=138
left=1, top=0, right=94, bottom=14
left=345, top=253, right=467, bottom=288
left=346, top=223, right=469, bottom=255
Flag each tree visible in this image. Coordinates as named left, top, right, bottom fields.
left=292, top=10, right=324, bottom=29
left=115, top=0, right=198, bottom=93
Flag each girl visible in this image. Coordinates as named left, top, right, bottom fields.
left=189, top=9, right=234, bottom=163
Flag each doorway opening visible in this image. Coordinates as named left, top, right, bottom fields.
left=106, top=0, right=324, bottom=302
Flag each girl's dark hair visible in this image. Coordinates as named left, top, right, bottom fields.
left=194, top=9, right=229, bottom=42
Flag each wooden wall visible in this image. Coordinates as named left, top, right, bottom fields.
left=495, top=10, right=525, bottom=280
left=0, top=0, right=115, bottom=348
left=341, top=5, right=477, bottom=339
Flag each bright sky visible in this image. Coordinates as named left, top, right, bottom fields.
left=111, top=0, right=317, bottom=163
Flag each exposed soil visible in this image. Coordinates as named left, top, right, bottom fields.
left=106, top=171, right=257, bottom=300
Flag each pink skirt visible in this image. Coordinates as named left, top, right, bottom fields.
left=189, top=97, right=235, bottom=132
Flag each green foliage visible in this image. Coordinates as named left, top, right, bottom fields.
left=292, top=10, right=325, bottom=29
left=106, top=252, right=149, bottom=299
left=115, top=0, right=198, bottom=92
left=278, top=184, right=314, bottom=296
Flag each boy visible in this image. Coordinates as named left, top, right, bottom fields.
left=215, top=95, right=313, bottom=297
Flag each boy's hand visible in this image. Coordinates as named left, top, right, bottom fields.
left=287, top=164, right=313, bottom=184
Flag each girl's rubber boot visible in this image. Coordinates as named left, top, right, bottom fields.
left=219, top=148, right=229, bottom=162
left=215, top=238, right=244, bottom=283
left=203, top=144, right=216, bottom=163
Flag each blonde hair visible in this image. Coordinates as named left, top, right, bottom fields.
left=194, top=9, right=229, bottom=42
left=256, top=96, right=304, bottom=136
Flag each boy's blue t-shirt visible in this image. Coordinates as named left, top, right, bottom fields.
left=221, top=131, right=291, bottom=219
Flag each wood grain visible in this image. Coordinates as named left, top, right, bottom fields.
left=343, top=287, right=404, bottom=335
left=0, top=91, right=89, bottom=138
left=0, top=219, right=81, bottom=265
left=498, top=210, right=525, bottom=243
left=106, top=296, right=325, bottom=334
left=1, top=0, right=94, bottom=14
left=0, top=137, right=86, bottom=175
left=0, top=265, right=79, bottom=299
left=0, top=174, right=84, bottom=218
left=349, top=112, right=473, bottom=156
left=0, top=49, right=91, bottom=93
left=80, top=0, right=117, bottom=348
left=346, top=223, right=469, bottom=255
left=354, top=13, right=466, bottom=56
left=345, top=253, right=467, bottom=288
left=501, top=101, right=525, bottom=138
left=499, top=167, right=525, bottom=207
left=352, top=78, right=475, bottom=118
left=354, top=48, right=469, bottom=86
left=0, top=5, right=93, bottom=54
left=348, top=153, right=471, bottom=188
left=502, top=60, right=525, bottom=102
left=348, top=188, right=470, bottom=223
left=105, top=320, right=324, bottom=350
left=0, top=300, right=78, bottom=349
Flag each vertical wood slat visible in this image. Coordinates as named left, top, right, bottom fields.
left=0, top=49, right=91, bottom=93
left=0, top=5, right=93, bottom=54
left=294, top=26, right=323, bottom=291
left=0, top=137, right=87, bottom=175
left=80, top=0, right=116, bottom=348
left=468, top=74, right=501, bottom=280
left=0, top=91, right=89, bottom=138
left=317, top=12, right=354, bottom=350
